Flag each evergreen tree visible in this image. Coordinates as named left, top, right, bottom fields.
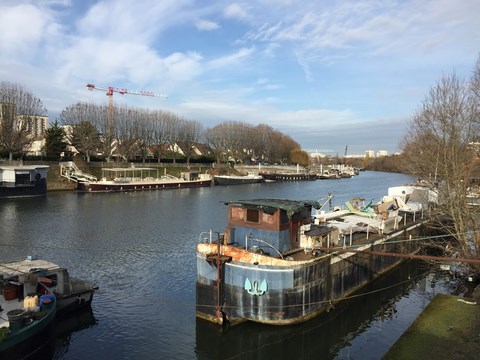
left=44, top=120, right=67, bottom=156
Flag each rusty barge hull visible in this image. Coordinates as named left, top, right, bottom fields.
left=196, top=223, right=424, bottom=326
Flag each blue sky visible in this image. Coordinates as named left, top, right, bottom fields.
left=1, top=0, right=479, bottom=155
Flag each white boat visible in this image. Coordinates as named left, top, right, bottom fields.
left=0, top=165, right=49, bottom=199
left=76, top=167, right=212, bottom=192
left=214, top=172, right=263, bottom=185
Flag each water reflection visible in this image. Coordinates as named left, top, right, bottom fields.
left=52, top=309, right=97, bottom=359
left=195, top=260, right=435, bottom=360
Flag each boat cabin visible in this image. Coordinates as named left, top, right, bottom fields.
left=0, top=165, right=49, bottom=198
left=223, top=199, right=321, bottom=253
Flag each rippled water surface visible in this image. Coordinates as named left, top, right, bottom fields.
left=0, top=171, right=453, bottom=359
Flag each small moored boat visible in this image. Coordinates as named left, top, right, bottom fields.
left=0, top=257, right=97, bottom=317
left=0, top=272, right=56, bottom=359
left=214, top=172, right=263, bottom=186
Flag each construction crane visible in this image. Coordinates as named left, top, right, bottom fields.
left=86, top=83, right=167, bottom=131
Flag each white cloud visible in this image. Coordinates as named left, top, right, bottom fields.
left=196, top=19, right=220, bottom=31
left=77, top=0, right=189, bottom=43
left=224, top=3, right=248, bottom=20
left=0, top=4, right=50, bottom=56
left=208, top=47, right=255, bottom=69
left=295, top=52, right=313, bottom=82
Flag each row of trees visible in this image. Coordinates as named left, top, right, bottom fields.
left=0, top=82, right=306, bottom=166
left=58, top=102, right=305, bottom=165
left=204, top=121, right=306, bottom=165
left=59, top=102, right=204, bottom=164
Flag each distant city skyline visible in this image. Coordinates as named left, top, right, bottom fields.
left=1, top=0, right=478, bottom=154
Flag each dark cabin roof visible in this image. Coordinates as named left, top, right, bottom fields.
left=224, top=199, right=322, bottom=218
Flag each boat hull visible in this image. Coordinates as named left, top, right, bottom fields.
left=214, top=176, right=263, bottom=186
left=260, top=173, right=317, bottom=182
left=196, top=224, right=424, bottom=326
left=56, top=288, right=95, bottom=317
left=0, top=296, right=56, bottom=359
left=78, top=179, right=212, bottom=192
left=0, top=180, right=47, bottom=199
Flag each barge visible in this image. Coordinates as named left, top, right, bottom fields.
left=214, top=172, right=264, bottom=186
left=259, top=172, right=317, bottom=182
left=196, top=187, right=434, bottom=326
left=77, top=167, right=212, bottom=192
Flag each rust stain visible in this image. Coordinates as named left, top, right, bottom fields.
left=198, top=243, right=318, bottom=266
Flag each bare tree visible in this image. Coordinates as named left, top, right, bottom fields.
left=402, top=72, right=480, bottom=271
left=471, top=53, right=480, bottom=102
left=164, top=114, right=182, bottom=164
left=71, top=121, right=100, bottom=162
left=60, top=102, right=119, bottom=162
left=0, top=81, right=47, bottom=160
left=204, top=123, right=229, bottom=165
left=151, top=110, right=167, bottom=163
left=115, top=105, right=140, bottom=162
left=136, top=111, right=155, bottom=164
left=178, top=119, right=203, bottom=167
left=95, top=104, right=116, bottom=162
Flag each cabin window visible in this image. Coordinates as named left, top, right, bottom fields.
left=280, top=210, right=289, bottom=224
left=15, top=172, right=31, bottom=185
left=300, top=207, right=310, bottom=220
left=246, top=208, right=260, bottom=223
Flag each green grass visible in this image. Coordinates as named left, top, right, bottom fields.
left=384, top=294, right=480, bottom=359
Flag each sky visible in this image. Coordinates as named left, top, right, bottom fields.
left=0, top=0, right=479, bottom=156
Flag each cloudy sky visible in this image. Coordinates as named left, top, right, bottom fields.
left=1, top=0, right=478, bottom=155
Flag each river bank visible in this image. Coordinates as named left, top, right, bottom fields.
left=384, top=293, right=480, bottom=359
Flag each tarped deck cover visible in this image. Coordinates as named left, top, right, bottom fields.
left=224, top=199, right=322, bottom=217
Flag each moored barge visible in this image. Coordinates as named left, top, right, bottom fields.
left=214, top=172, right=264, bottom=186
left=196, top=189, right=433, bottom=326
left=259, top=172, right=317, bottom=182
left=77, top=167, right=212, bottom=192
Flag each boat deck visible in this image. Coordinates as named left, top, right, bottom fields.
left=0, top=258, right=59, bottom=328
left=0, top=259, right=61, bottom=276
left=0, top=296, right=26, bottom=328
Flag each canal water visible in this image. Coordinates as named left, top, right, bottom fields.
left=0, top=171, right=456, bottom=359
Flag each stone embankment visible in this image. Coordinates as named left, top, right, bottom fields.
left=47, top=163, right=77, bottom=191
